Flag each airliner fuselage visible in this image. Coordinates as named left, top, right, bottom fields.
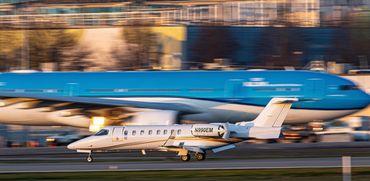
left=0, top=70, right=368, bottom=127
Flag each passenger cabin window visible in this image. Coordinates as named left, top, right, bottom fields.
left=132, top=130, right=136, bottom=136
left=171, top=129, right=175, bottom=134
left=140, top=130, right=145, bottom=135
left=124, top=130, right=128, bottom=136
left=163, top=130, right=168, bottom=135
left=149, top=130, right=153, bottom=135
left=95, top=129, right=109, bottom=136
left=177, top=129, right=181, bottom=135
left=156, top=130, right=161, bottom=135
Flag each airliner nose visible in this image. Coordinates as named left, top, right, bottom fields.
left=364, top=92, right=370, bottom=106
left=357, top=90, right=370, bottom=109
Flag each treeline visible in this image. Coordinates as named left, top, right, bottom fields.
left=0, top=27, right=162, bottom=72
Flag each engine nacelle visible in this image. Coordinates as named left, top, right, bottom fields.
left=191, top=124, right=225, bottom=137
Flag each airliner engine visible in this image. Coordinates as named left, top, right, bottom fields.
left=126, top=110, right=179, bottom=125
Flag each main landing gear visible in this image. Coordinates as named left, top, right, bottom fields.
left=194, top=152, right=206, bottom=161
left=180, top=152, right=206, bottom=162
left=180, top=154, right=191, bottom=161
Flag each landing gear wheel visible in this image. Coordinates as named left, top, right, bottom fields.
left=180, top=154, right=190, bottom=162
left=87, top=153, right=93, bottom=163
left=87, top=156, right=93, bottom=163
left=195, top=152, right=206, bottom=161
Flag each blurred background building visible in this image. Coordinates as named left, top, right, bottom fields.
left=0, top=0, right=369, bottom=147
left=0, top=0, right=368, bottom=71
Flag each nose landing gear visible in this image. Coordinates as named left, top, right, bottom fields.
left=87, top=152, right=93, bottom=163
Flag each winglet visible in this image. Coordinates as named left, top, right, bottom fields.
left=252, top=97, right=298, bottom=128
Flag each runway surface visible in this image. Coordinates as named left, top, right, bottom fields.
left=1, top=157, right=370, bottom=173
left=1, top=142, right=370, bottom=173
left=2, top=142, right=370, bottom=160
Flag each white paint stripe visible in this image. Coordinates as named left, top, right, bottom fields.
left=243, top=84, right=302, bottom=87
left=1, top=165, right=370, bottom=174
left=327, top=94, right=347, bottom=97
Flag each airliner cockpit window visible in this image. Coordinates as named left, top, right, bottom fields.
left=340, top=85, right=359, bottom=90
left=95, top=129, right=109, bottom=136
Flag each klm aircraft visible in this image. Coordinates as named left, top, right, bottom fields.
left=0, top=70, right=368, bottom=130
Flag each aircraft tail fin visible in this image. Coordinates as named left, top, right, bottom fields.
left=239, top=97, right=298, bottom=139
left=251, top=97, right=298, bottom=128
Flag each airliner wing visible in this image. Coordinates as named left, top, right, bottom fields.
left=0, top=92, right=200, bottom=114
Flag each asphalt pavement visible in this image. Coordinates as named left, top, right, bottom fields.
left=1, top=157, right=370, bottom=173
left=1, top=142, right=370, bottom=173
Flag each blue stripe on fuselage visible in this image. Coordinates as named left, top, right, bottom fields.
left=0, top=70, right=368, bottom=110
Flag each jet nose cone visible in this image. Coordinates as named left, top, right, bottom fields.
left=67, top=142, right=78, bottom=150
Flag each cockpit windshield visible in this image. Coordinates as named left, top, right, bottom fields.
left=95, top=129, right=109, bottom=136
left=339, top=85, right=359, bottom=91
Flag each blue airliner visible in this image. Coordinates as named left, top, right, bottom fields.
left=0, top=70, right=368, bottom=129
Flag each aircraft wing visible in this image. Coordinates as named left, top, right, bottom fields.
left=183, top=146, right=205, bottom=153
left=0, top=92, right=202, bottom=128
left=0, top=92, right=200, bottom=114
left=160, top=144, right=205, bottom=154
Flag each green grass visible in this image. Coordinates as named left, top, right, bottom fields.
left=1, top=168, right=370, bottom=181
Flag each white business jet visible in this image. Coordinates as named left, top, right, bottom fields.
left=68, top=97, right=297, bottom=162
